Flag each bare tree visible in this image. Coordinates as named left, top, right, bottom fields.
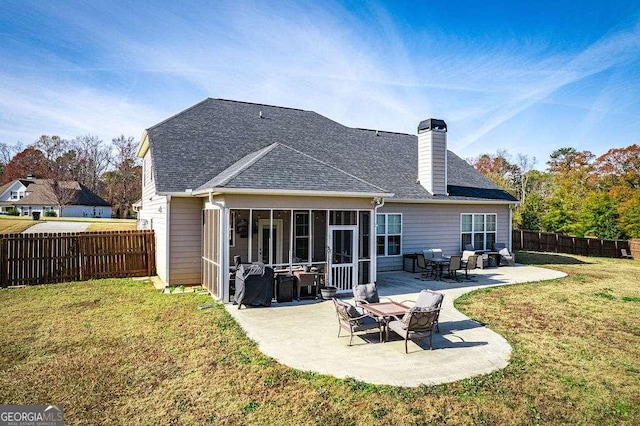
left=48, top=180, right=78, bottom=217
left=515, top=154, right=537, bottom=204
left=74, top=135, right=112, bottom=192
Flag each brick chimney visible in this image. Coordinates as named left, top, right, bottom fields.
left=417, top=118, right=447, bottom=195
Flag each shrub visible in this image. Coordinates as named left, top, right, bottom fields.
left=6, top=207, right=19, bottom=216
left=44, top=210, right=57, bottom=217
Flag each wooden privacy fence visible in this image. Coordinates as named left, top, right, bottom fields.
left=512, top=229, right=631, bottom=258
left=0, top=230, right=155, bottom=287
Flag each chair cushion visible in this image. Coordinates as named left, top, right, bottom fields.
left=353, top=283, right=379, bottom=304
left=352, top=316, right=380, bottom=332
left=499, top=247, right=510, bottom=257
left=415, top=290, right=444, bottom=310
left=462, top=250, right=475, bottom=261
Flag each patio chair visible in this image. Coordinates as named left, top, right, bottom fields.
left=387, top=307, right=440, bottom=353
left=400, top=289, right=444, bottom=332
left=447, top=255, right=464, bottom=281
left=352, top=283, right=392, bottom=306
left=416, top=253, right=435, bottom=279
left=332, top=298, right=383, bottom=345
left=463, top=254, right=478, bottom=279
left=621, top=249, right=633, bottom=259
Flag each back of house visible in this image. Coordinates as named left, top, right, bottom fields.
left=136, top=98, right=517, bottom=301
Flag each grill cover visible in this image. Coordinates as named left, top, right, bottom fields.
left=234, top=264, right=274, bottom=308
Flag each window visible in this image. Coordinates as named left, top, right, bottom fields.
left=376, top=213, right=402, bottom=256
left=461, top=213, right=497, bottom=250
left=10, top=190, right=23, bottom=200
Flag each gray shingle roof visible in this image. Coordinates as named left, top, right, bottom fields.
left=146, top=98, right=517, bottom=202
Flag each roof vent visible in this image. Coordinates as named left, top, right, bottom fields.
left=375, top=130, right=380, bottom=136
left=259, top=111, right=263, bottom=119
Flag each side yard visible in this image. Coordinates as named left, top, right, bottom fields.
left=0, top=216, right=136, bottom=233
left=0, top=253, right=638, bottom=424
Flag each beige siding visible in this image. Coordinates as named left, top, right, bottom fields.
left=376, top=202, right=511, bottom=271
left=219, top=194, right=374, bottom=210
left=168, top=197, right=203, bottom=285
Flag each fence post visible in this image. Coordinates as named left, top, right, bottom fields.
left=0, top=237, right=7, bottom=288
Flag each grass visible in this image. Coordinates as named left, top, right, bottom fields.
left=0, top=217, right=40, bottom=233
left=0, top=253, right=639, bottom=424
left=0, top=216, right=137, bottom=233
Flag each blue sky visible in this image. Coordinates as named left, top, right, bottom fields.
left=1, top=0, right=639, bottom=168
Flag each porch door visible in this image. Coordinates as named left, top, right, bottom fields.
left=327, top=225, right=358, bottom=291
left=257, top=219, right=283, bottom=265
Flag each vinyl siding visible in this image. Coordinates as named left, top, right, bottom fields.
left=168, top=197, right=203, bottom=285
left=137, top=151, right=168, bottom=283
left=376, top=202, right=511, bottom=271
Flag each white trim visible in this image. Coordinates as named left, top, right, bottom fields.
left=375, top=212, right=403, bottom=257
left=508, top=205, right=513, bottom=251
left=165, top=195, right=171, bottom=284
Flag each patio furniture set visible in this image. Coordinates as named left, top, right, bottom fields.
left=404, top=243, right=516, bottom=282
left=333, top=283, right=444, bottom=353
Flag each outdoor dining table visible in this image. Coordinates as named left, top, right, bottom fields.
left=360, top=301, right=409, bottom=342
left=427, top=256, right=451, bottom=280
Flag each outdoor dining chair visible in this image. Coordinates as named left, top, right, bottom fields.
left=416, top=253, right=435, bottom=279
left=400, top=289, right=444, bottom=333
left=387, top=307, right=440, bottom=353
left=332, top=298, right=383, bottom=345
left=447, top=255, right=464, bottom=281
left=352, top=283, right=392, bottom=308
left=463, top=254, right=478, bottom=279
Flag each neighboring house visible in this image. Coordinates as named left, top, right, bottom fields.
left=0, top=178, right=111, bottom=218
left=136, top=98, right=518, bottom=301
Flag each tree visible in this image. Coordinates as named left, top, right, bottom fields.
left=74, top=135, right=112, bottom=192
left=1, top=147, right=52, bottom=184
left=48, top=180, right=78, bottom=217
left=102, top=135, right=141, bottom=217
left=592, top=144, right=640, bottom=190
left=469, top=150, right=518, bottom=195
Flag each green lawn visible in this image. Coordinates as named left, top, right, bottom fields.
left=0, top=216, right=136, bottom=233
left=0, top=254, right=638, bottom=424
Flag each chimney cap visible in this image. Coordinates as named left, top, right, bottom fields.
left=418, top=118, right=447, bottom=133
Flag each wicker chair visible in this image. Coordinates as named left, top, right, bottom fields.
left=332, top=298, right=383, bottom=345
left=387, top=308, right=440, bottom=353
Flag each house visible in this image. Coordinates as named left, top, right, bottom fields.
left=136, top=98, right=518, bottom=301
left=0, top=178, right=111, bottom=218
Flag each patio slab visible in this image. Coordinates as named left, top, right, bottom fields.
left=225, top=264, right=566, bottom=387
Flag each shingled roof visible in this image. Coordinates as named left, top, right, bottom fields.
left=145, top=98, right=517, bottom=202
left=9, top=179, right=110, bottom=207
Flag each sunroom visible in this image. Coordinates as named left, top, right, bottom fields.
left=201, top=194, right=386, bottom=302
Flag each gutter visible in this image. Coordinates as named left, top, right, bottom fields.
left=386, top=198, right=519, bottom=206
left=190, top=187, right=394, bottom=199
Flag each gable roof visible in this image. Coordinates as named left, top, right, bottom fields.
left=7, top=179, right=111, bottom=207
left=145, top=98, right=517, bottom=203
left=199, top=143, right=388, bottom=195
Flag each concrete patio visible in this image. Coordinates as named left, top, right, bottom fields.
left=225, top=265, right=567, bottom=387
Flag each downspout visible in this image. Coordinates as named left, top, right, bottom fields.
left=372, top=197, right=386, bottom=283
left=508, top=203, right=514, bottom=252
